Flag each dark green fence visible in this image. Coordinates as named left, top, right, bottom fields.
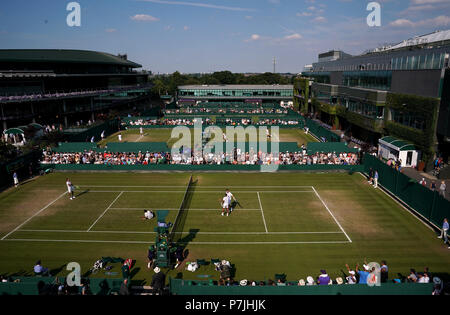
left=65, top=119, right=119, bottom=142
left=305, top=119, right=340, bottom=142
left=0, top=150, right=42, bottom=189
left=169, top=278, right=432, bottom=295
left=43, top=164, right=364, bottom=172
left=363, top=154, right=450, bottom=228
left=0, top=276, right=124, bottom=295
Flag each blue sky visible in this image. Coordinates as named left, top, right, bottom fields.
left=0, top=0, right=449, bottom=73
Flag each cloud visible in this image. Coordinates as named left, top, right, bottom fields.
left=244, top=34, right=262, bottom=42
left=411, top=0, right=448, bottom=4
left=105, top=28, right=117, bottom=33
left=138, top=0, right=255, bottom=12
left=313, top=16, right=327, bottom=23
left=283, top=33, right=302, bottom=40
left=131, top=14, right=160, bottom=22
left=183, top=26, right=189, bottom=31
left=390, top=15, right=450, bottom=27
left=390, top=19, right=415, bottom=27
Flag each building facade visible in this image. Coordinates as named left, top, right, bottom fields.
left=0, top=49, right=152, bottom=132
left=177, top=85, right=294, bottom=106
left=299, top=30, right=450, bottom=163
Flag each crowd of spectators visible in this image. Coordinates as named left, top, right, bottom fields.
left=41, top=148, right=360, bottom=166
left=0, top=85, right=150, bottom=102
left=188, top=259, right=446, bottom=295
left=163, top=107, right=289, bottom=115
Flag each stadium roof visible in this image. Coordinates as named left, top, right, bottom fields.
left=178, top=85, right=293, bottom=90
left=0, top=49, right=142, bottom=68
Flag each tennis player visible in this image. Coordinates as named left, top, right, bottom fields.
left=226, top=189, right=237, bottom=213
left=221, top=194, right=230, bottom=217
left=66, top=178, right=75, bottom=200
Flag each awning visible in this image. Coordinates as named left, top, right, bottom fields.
left=379, top=136, right=416, bottom=151
left=3, top=128, right=25, bottom=135
left=28, top=123, right=44, bottom=130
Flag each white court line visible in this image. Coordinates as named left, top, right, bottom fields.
left=109, top=208, right=261, bottom=211
left=87, top=191, right=314, bottom=193
left=257, top=192, right=269, bottom=233
left=1, top=191, right=67, bottom=240
left=16, top=229, right=344, bottom=235
left=76, top=185, right=315, bottom=188
left=311, top=186, right=352, bottom=243
left=2, top=239, right=351, bottom=245
left=87, top=191, right=124, bottom=232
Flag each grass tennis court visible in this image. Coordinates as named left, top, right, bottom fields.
left=1, top=172, right=449, bottom=283
left=98, top=128, right=318, bottom=148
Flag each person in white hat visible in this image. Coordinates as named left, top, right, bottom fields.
left=239, top=279, right=248, bottom=286
left=298, top=279, right=306, bottom=286
left=346, top=270, right=357, bottom=284
left=306, top=276, right=315, bottom=286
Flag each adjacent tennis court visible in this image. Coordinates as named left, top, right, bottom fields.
left=1, top=172, right=449, bottom=282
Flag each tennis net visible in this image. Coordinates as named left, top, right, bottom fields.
left=170, top=175, right=194, bottom=243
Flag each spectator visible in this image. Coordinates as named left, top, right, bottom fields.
left=13, top=172, right=19, bottom=187
left=306, top=276, right=315, bottom=286
left=432, top=277, right=443, bottom=295
left=437, top=218, right=449, bottom=247
left=346, top=270, right=357, bottom=284
left=373, top=170, right=379, bottom=189
left=119, top=279, right=130, bottom=295
left=407, top=269, right=418, bottom=283
left=430, top=181, right=437, bottom=192
left=317, top=270, right=331, bottom=285
left=439, top=181, right=446, bottom=198
left=147, top=245, right=155, bottom=269
left=380, top=261, right=389, bottom=283
left=419, top=178, right=427, bottom=186
left=151, top=267, right=165, bottom=295
left=34, top=260, right=50, bottom=276
left=417, top=273, right=430, bottom=283
left=298, top=279, right=306, bottom=286
left=356, top=263, right=370, bottom=284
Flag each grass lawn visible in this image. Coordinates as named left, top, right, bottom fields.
left=1, top=171, right=449, bottom=285
left=98, top=127, right=317, bottom=149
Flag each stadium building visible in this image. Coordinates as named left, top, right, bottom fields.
left=177, top=84, right=294, bottom=107
left=0, top=49, right=152, bottom=132
left=298, top=30, right=450, bottom=164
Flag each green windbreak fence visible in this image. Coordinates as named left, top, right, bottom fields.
left=53, top=142, right=98, bottom=153
left=103, top=142, right=170, bottom=153
left=0, top=277, right=124, bottom=295
left=0, top=150, right=42, bottom=189
left=65, top=119, right=119, bottom=142
left=363, top=154, right=450, bottom=228
left=307, top=142, right=359, bottom=154
left=169, top=278, right=433, bottom=295
left=305, top=119, right=340, bottom=142
left=52, top=142, right=170, bottom=153
left=174, top=142, right=301, bottom=153
left=44, top=164, right=364, bottom=172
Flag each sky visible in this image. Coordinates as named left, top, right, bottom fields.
left=0, top=0, right=449, bottom=74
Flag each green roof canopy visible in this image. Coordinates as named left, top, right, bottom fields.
left=379, top=136, right=416, bottom=151
left=3, top=128, right=25, bottom=135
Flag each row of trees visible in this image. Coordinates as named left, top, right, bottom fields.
left=150, top=71, right=296, bottom=97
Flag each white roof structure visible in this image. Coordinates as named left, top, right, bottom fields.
left=382, top=29, right=450, bottom=52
